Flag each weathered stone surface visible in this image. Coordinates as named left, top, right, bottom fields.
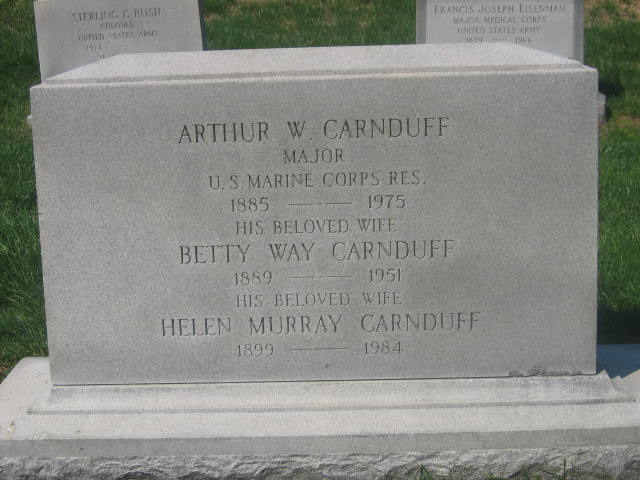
left=417, top=0, right=584, bottom=61
left=1, top=447, right=639, bottom=480
left=34, top=0, right=205, bottom=79
left=30, top=44, right=598, bottom=385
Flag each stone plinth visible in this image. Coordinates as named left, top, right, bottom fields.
left=0, top=345, right=639, bottom=478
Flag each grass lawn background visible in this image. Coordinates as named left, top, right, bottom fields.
left=0, top=0, right=639, bottom=381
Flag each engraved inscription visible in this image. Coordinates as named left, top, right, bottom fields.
left=427, top=1, right=576, bottom=57
left=70, top=6, right=173, bottom=62
left=159, top=115, right=480, bottom=371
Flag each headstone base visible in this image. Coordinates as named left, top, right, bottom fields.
left=0, top=446, right=639, bottom=480
left=1, top=346, right=639, bottom=478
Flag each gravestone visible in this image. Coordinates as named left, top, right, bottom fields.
left=33, top=0, right=206, bottom=79
left=32, top=44, right=597, bottom=385
left=416, top=0, right=583, bottom=61
left=1, top=44, right=639, bottom=476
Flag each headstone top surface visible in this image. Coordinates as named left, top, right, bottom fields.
left=43, top=43, right=585, bottom=85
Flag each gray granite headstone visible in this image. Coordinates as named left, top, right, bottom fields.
left=34, top=0, right=206, bottom=79
left=3, top=44, right=639, bottom=469
left=29, top=44, right=598, bottom=386
left=417, top=0, right=583, bottom=61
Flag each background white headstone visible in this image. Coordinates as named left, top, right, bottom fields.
left=34, top=0, right=206, bottom=79
left=417, top=0, right=583, bottom=61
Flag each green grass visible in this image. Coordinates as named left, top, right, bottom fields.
left=596, top=126, right=640, bottom=343
left=0, top=0, right=639, bottom=381
left=585, top=14, right=640, bottom=343
left=0, top=0, right=46, bottom=380
left=203, top=0, right=415, bottom=49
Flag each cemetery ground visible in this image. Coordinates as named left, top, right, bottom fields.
left=0, top=0, right=639, bottom=385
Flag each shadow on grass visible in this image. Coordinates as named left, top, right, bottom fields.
left=599, top=78, right=624, bottom=99
left=598, top=305, right=640, bottom=344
